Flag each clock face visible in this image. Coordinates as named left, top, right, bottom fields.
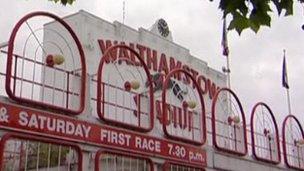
left=157, top=19, right=169, bottom=37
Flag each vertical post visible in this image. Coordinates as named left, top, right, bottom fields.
left=122, top=1, right=126, bottom=42
left=283, top=50, right=294, bottom=149
left=226, top=55, right=231, bottom=90
left=222, top=16, right=234, bottom=149
left=286, top=88, right=292, bottom=115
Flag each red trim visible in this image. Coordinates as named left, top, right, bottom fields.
left=250, top=102, right=281, bottom=164
left=282, top=115, right=304, bottom=170
left=6, top=11, right=86, bottom=115
left=163, top=161, right=205, bottom=171
left=95, top=149, right=154, bottom=171
left=0, top=133, right=83, bottom=171
left=97, top=44, right=154, bottom=132
left=211, top=88, right=248, bottom=156
left=162, top=68, right=206, bottom=146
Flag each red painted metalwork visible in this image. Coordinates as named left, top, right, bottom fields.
left=250, top=102, right=281, bottom=164
left=0, top=133, right=83, bottom=171
left=97, top=44, right=154, bottom=132
left=95, top=149, right=154, bottom=171
left=5, top=11, right=86, bottom=115
left=0, top=100, right=206, bottom=165
left=282, top=115, right=304, bottom=170
left=162, top=68, right=206, bottom=145
left=163, top=161, right=205, bottom=171
left=211, top=88, right=248, bottom=156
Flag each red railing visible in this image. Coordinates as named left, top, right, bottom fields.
left=162, top=69, right=206, bottom=146
left=282, top=115, right=304, bottom=170
left=211, top=88, right=248, bottom=156
left=97, top=45, right=154, bottom=132
left=4, top=11, right=86, bottom=115
left=250, top=102, right=281, bottom=164
left=0, top=11, right=304, bottom=170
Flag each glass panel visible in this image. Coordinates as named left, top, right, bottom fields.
left=1, top=138, right=79, bottom=171
left=98, top=152, right=151, bottom=171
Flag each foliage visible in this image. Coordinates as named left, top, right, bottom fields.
left=48, top=0, right=75, bottom=5
left=48, top=0, right=302, bottom=34
left=217, top=0, right=303, bottom=34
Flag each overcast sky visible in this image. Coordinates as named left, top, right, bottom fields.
left=1, top=0, right=304, bottom=127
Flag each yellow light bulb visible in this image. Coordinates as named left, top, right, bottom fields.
left=53, top=54, right=65, bottom=65
left=187, top=101, right=197, bottom=109
left=130, top=80, right=140, bottom=90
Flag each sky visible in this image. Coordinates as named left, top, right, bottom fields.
left=1, top=0, right=304, bottom=127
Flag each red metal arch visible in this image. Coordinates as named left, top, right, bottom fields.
left=211, top=88, right=248, bottom=156
left=0, top=133, right=83, bottom=171
left=6, top=11, right=86, bottom=115
left=282, top=115, right=304, bottom=170
left=97, top=44, right=154, bottom=132
left=250, top=102, right=281, bottom=164
left=161, top=68, right=206, bottom=145
left=95, top=149, right=154, bottom=171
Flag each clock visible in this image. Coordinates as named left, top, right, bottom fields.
left=157, top=19, right=170, bottom=37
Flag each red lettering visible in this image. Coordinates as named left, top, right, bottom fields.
left=169, top=57, right=182, bottom=80
left=183, top=106, right=187, bottom=129
left=98, top=39, right=111, bottom=54
left=156, top=100, right=162, bottom=123
left=97, top=39, right=222, bottom=101
left=182, top=65, right=191, bottom=85
left=146, top=48, right=158, bottom=72
left=197, top=75, right=207, bottom=94
left=136, top=44, right=146, bottom=59
left=129, top=43, right=136, bottom=64
left=207, top=79, right=217, bottom=99
left=178, top=107, right=183, bottom=128
left=98, top=39, right=118, bottom=63
left=118, top=42, right=130, bottom=63
left=155, top=100, right=170, bottom=125
left=159, top=53, right=169, bottom=74
left=172, top=106, right=177, bottom=128
left=190, top=69, right=199, bottom=89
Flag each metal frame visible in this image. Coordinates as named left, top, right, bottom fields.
left=5, top=11, right=86, bottom=115
left=0, top=132, right=83, bottom=171
left=282, top=115, right=304, bottom=170
left=250, top=102, right=281, bottom=164
left=211, top=87, right=248, bottom=156
left=94, top=149, right=154, bottom=171
left=97, top=44, right=154, bottom=132
left=163, top=160, right=204, bottom=171
left=162, top=68, right=206, bottom=146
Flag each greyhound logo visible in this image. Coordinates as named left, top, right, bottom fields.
left=145, top=73, right=188, bottom=101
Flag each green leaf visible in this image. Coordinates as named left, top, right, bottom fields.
left=48, top=0, right=75, bottom=5
left=281, top=0, right=293, bottom=16
left=219, top=0, right=248, bottom=16
left=249, top=20, right=260, bottom=33
left=61, top=0, right=68, bottom=5
left=249, top=1, right=272, bottom=29
left=272, top=0, right=282, bottom=15
left=228, top=12, right=250, bottom=35
left=67, top=0, right=74, bottom=5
